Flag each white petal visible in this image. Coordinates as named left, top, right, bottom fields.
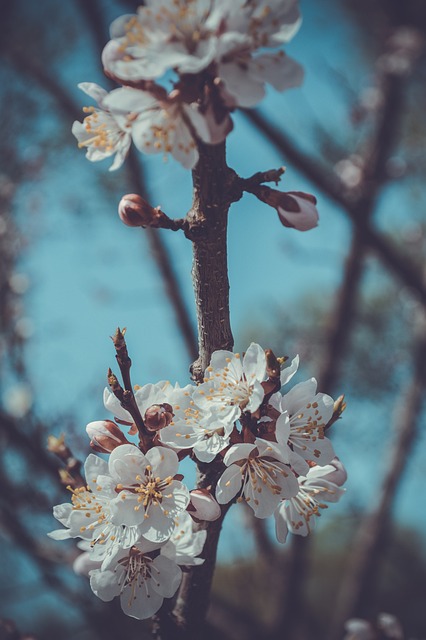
left=47, top=528, right=72, bottom=540
left=108, top=444, right=147, bottom=484
left=282, top=378, right=317, bottom=414
left=223, top=443, right=256, bottom=466
left=280, top=354, right=299, bottom=386
left=77, top=82, right=108, bottom=104
left=102, top=87, right=159, bottom=114
left=150, top=555, right=182, bottom=597
left=103, top=387, right=132, bottom=422
left=216, top=464, right=243, bottom=504
left=274, top=503, right=289, bottom=543
left=84, top=454, right=109, bottom=488
left=243, top=343, right=266, bottom=381
left=145, top=446, right=179, bottom=478
left=90, top=569, right=121, bottom=602
left=120, top=580, right=163, bottom=619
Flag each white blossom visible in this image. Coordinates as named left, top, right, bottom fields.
left=269, top=378, right=336, bottom=467
left=108, top=444, right=190, bottom=543
left=274, top=459, right=347, bottom=543
left=216, top=439, right=299, bottom=518
left=90, top=539, right=182, bottom=620
left=103, top=0, right=303, bottom=109
left=72, top=83, right=132, bottom=171
left=159, top=400, right=238, bottom=463
left=48, top=454, right=141, bottom=568
left=103, top=380, right=193, bottom=426
left=194, top=343, right=267, bottom=419
left=103, top=86, right=220, bottom=168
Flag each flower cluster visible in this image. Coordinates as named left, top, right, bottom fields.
left=73, top=0, right=303, bottom=170
left=49, top=437, right=210, bottom=619
left=49, top=343, right=345, bottom=619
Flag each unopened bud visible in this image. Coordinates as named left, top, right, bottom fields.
left=258, top=188, right=319, bottom=231
left=144, top=404, right=174, bottom=432
left=86, top=420, right=129, bottom=453
left=189, top=489, right=221, bottom=521
left=118, top=194, right=167, bottom=228
left=276, top=191, right=319, bottom=231
left=265, top=348, right=280, bottom=380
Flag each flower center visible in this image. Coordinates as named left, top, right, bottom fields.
left=117, top=547, right=161, bottom=606
left=79, top=108, right=118, bottom=152
left=239, top=456, right=289, bottom=506
left=119, top=465, right=174, bottom=516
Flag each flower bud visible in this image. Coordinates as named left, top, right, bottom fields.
left=189, top=489, right=221, bottom=521
left=275, top=191, right=319, bottom=231
left=118, top=193, right=168, bottom=228
left=257, top=188, right=319, bottom=231
left=144, top=403, right=174, bottom=432
left=86, top=420, right=129, bottom=453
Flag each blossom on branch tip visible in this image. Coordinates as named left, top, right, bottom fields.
left=102, top=87, right=216, bottom=169
left=72, top=83, right=132, bottom=171
left=256, top=188, right=319, bottom=231
left=276, top=191, right=319, bottom=231
left=103, top=0, right=303, bottom=109
left=274, top=459, right=347, bottom=543
left=118, top=194, right=162, bottom=228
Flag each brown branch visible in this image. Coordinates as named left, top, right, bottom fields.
left=186, top=142, right=237, bottom=381
left=112, top=327, right=133, bottom=392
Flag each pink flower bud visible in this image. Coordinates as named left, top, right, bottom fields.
left=144, top=403, right=174, bottom=432
left=86, top=420, right=129, bottom=453
left=189, top=489, right=221, bottom=521
left=275, top=191, right=319, bottom=231
left=118, top=194, right=161, bottom=228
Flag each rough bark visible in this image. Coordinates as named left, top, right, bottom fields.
left=186, top=142, right=237, bottom=382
